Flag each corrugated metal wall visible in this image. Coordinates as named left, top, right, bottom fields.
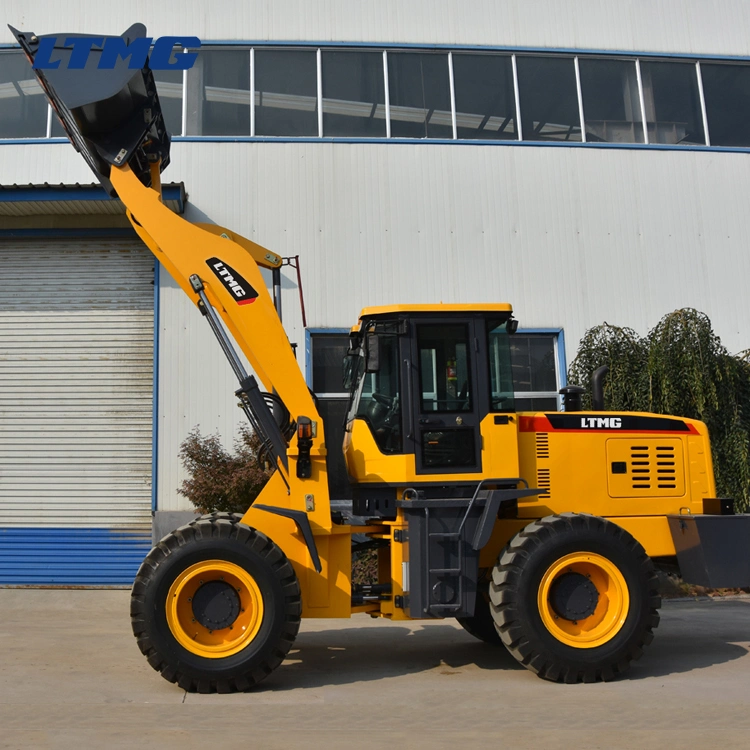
left=3, top=0, right=750, bottom=56
left=0, top=240, right=154, bottom=584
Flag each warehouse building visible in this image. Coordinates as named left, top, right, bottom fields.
left=1, top=1, right=749, bottom=584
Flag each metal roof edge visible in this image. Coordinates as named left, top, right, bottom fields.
left=0, top=182, right=187, bottom=213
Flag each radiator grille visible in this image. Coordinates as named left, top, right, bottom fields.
left=607, top=438, right=685, bottom=498
left=630, top=445, right=678, bottom=489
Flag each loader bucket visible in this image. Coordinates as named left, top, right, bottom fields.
left=8, top=23, right=170, bottom=196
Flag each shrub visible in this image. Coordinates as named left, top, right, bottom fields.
left=178, top=424, right=269, bottom=514
left=569, top=309, right=750, bottom=511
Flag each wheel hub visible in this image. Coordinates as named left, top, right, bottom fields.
left=192, top=580, right=241, bottom=630
left=549, top=572, right=599, bottom=620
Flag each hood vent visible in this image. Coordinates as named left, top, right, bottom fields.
left=607, top=438, right=685, bottom=498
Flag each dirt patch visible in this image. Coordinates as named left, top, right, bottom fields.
left=657, top=571, right=750, bottom=599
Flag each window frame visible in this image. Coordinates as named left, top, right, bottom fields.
left=510, top=328, right=567, bottom=411
left=1, top=42, right=747, bottom=151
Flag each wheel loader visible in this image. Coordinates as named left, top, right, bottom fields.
left=11, top=23, right=750, bottom=691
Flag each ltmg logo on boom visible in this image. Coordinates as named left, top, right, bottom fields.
left=32, top=35, right=201, bottom=70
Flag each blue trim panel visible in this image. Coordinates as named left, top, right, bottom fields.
left=305, top=329, right=312, bottom=388
left=0, top=183, right=185, bottom=210
left=125, top=138, right=750, bottom=155
left=557, top=329, right=568, bottom=388
left=3, top=136, right=750, bottom=156
left=0, top=528, right=151, bottom=586
left=151, top=260, right=160, bottom=513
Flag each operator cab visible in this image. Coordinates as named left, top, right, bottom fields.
left=343, top=304, right=519, bottom=506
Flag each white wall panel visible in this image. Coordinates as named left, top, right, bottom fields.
left=4, top=0, right=750, bottom=56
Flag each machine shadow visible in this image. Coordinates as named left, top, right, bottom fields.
left=261, top=601, right=750, bottom=690
left=266, top=623, right=524, bottom=690
left=628, top=601, right=750, bottom=680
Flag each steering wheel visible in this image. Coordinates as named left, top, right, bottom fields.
left=372, top=392, right=393, bottom=407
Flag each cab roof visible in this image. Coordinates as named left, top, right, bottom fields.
left=359, top=303, right=513, bottom=318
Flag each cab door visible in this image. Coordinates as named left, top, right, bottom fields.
left=411, top=319, right=482, bottom=475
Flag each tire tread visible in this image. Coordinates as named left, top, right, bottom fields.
left=130, top=514, right=301, bottom=693
left=489, top=513, right=661, bottom=683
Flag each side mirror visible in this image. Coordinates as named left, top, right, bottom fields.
left=366, top=333, right=380, bottom=372
left=506, top=318, right=519, bottom=334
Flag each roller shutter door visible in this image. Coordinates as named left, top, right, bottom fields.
left=0, top=239, right=154, bottom=585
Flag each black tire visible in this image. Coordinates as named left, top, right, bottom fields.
left=457, top=580, right=502, bottom=645
left=489, top=513, right=660, bottom=683
left=131, top=513, right=301, bottom=693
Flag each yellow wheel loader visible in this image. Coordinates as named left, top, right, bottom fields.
left=12, top=23, right=750, bottom=691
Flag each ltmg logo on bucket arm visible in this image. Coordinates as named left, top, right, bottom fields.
left=32, top=34, right=201, bottom=70
left=207, top=259, right=259, bottom=305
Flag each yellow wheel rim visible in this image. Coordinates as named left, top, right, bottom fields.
left=537, top=552, right=629, bottom=649
left=166, top=560, right=264, bottom=659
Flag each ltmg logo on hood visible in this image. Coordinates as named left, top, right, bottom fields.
left=207, top=258, right=258, bottom=306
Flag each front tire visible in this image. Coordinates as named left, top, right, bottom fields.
left=489, top=514, right=660, bottom=683
left=131, top=513, right=301, bottom=693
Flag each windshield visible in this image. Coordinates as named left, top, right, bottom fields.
left=345, top=331, right=402, bottom=453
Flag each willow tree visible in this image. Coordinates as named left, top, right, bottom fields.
left=569, top=309, right=750, bottom=512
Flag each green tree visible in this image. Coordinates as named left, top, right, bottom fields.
left=569, top=309, right=750, bottom=511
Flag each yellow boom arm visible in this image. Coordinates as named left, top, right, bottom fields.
left=112, top=163, right=332, bottom=533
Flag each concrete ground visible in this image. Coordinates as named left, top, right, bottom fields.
left=0, top=591, right=748, bottom=749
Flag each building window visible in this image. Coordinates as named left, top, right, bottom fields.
left=186, top=49, right=251, bottom=136
left=255, top=49, right=318, bottom=137
left=640, top=61, right=706, bottom=145
left=510, top=333, right=562, bottom=411
left=579, top=58, right=644, bottom=143
left=516, top=56, right=582, bottom=142
left=700, top=63, right=750, bottom=147
left=311, top=331, right=351, bottom=397
left=0, top=52, right=47, bottom=138
left=154, top=69, right=184, bottom=137
left=452, top=53, right=517, bottom=140
left=308, top=331, right=352, bottom=500
left=387, top=52, right=453, bottom=139
left=322, top=50, right=386, bottom=138
left=8, top=42, right=750, bottom=152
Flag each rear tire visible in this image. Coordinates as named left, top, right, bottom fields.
left=489, top=513, right=660, bottom=683
left=131, top=513, right=301, bottom=693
